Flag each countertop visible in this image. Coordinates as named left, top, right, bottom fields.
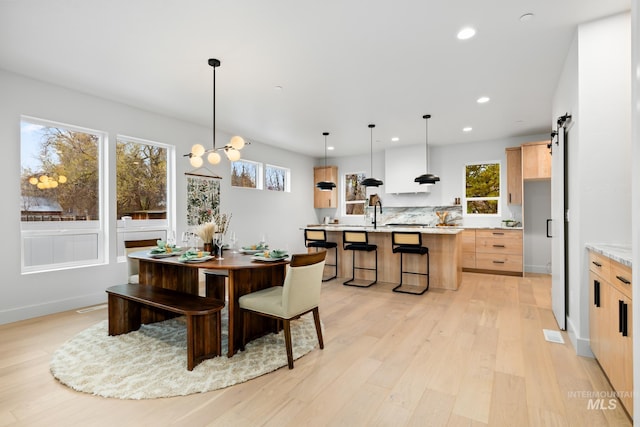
left=586, top=243, right=632, bottom=267
left=306, top=224, right=463, bottom=234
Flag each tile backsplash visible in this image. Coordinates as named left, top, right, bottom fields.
left=365, top=205, right=463, bottom=227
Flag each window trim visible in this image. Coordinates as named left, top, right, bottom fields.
left=463, top=160, right=501, bottom=217
left=264, top=163, right=290, bottom=192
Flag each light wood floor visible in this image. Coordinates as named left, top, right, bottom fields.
left=0, top=272, right=633, bottom=426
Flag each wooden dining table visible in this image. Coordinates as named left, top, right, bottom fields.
left=128, top=250, right=288, bottom=357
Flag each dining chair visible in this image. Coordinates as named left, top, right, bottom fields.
left=124, top=238, right=160, bottom=284
left=238, top=251, right=326, bottom=369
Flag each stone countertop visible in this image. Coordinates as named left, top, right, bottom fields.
left=307, top=224, right=463, bottom=235
left=586, top=243, right=632, bottom=267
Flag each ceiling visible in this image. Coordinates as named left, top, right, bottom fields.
left=0, top=0, right=631, bottom=158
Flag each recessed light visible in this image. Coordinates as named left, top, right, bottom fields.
left=463, top=127, right=473, bottom=132
left=457, top=27, right=476, bottom=40
left=477, top=96, right=490, bottom=104
left=391, top=137, right=399, bottom=142
left=327, top=146, right=335, bottom=150
left=519, top=13, right=534, bottom=22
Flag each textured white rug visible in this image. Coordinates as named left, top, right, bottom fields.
left=50, top=312, right=319, bottom=399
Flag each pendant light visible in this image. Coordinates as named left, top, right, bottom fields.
left=184, top=58, right=247, bottom=168
left=316, top=132, right=336, bottom=191
left=360, top=124, right=384, bottom=187
left=414, top=114, right=440, bottom=184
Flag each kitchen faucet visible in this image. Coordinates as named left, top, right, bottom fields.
left=372, top=200, right=382, bottom=229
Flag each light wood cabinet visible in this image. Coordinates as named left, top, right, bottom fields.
left=313, top=166, right=338, bottom=208
left=462, top=228, right=523, bottom=275
left=505, top=147, right=522, bottom=205
left=588, top=250, right=633, bottom=416
left=522, top=141, right=551, bottom=180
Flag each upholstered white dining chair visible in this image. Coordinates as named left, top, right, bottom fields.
left=124, top=238, right=160, bottom=284
left=238, top=251, right=326, bottom=369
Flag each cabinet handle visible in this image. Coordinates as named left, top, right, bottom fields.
left=622, top=302, right=628, bottom=337
left=618, top=300, right=624, bottom=334
left=492, top=260, right=505, bottom=264
left=492, top=232, right=505, bottom=236
left=508, top=193, right=512, bottom=203
left=594, top=279, right=600, bottom=307
left=591, top=261, right=602, bottom=268
left=492, top=244, right=505, bottom=248
left=615, top=275, right=631, bottom=285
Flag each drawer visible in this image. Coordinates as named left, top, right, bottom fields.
left=476, top=253, right=523, bottom=272
left=476, top=236, right=522, bottom=254
left=462, top=251, right=476, bottom=269
left=610, top=260, right=632, bottom=299
left=476, top=229, right=523, bottom=240
left=588, top=251, right=611, bottom=279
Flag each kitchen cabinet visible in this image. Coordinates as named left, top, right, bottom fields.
left=313, top=166, right=338, bottom=208
left=384, top=146, right=430, bottom=193
left=522, top=141, right=551, bottom=180
left=461, top=229, right=476, bottom=269
left=505, top=147, right=522, bottom=205
left=588, top=250, right=633, bottom=417
left=462, top=228, right=523, bottom=275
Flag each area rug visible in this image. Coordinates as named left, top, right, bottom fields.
left=50, top=311, right=320, bottom=399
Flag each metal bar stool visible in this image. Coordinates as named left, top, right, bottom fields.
left=342, top=230, right=377, bottom=287
left=391, top=231, right=429, bottom=295
left=304, top=229, right=338, bottom=281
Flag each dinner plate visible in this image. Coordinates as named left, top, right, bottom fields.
left=181, top=255, right=214, bottom=263
left=251, top=255, right=288, bottom=262
left=149, top=252, right=181, bottom=258
left=241, top=249, right=265, bottom=255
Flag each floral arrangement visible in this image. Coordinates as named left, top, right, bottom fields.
left=195, top=212, right=232, bottom=243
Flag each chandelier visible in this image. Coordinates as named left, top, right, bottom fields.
left=185, top=58, right=247, bottom=168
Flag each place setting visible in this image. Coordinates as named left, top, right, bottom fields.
left=148, top=236, right=184, bottom=258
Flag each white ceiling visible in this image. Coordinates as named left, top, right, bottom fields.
left=0, top=0, right=631, bottom=157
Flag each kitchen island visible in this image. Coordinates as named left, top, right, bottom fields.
left=306, top=225, right=463, bottom=290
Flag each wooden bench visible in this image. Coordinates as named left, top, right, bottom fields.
left=106, top=284, right=225, bottom=371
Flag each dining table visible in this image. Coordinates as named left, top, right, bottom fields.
left=128, top=250, right=289, bottom=357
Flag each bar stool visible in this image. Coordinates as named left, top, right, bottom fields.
left=391, top=231, right=429, bottom=295
left=342, top=230, right=377, bottom=287
left=304, top=229, right=338, bottom=281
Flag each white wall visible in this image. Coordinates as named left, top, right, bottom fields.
left=631, top=0, right=639, bottom=418
left=0, top=69, right=316, bottom=324
left=552, top=13, right=632, bottom=356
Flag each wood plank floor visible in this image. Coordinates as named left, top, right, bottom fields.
left=0, top=272, right=632, bottom=426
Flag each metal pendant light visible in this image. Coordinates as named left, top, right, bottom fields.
left=184, top=58, right=247, bottom=168
left=414, top=114, right=440, bottom=184
left=360, top=124, right=384, bottom=187
left=316, top=132, right=336, bottom=191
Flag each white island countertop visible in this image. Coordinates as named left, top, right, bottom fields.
left=306, top=224, right=463, bottom=235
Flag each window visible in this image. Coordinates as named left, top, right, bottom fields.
left=231, top=159, right=263, bottom=189
left=20, top=116, right=105, bottom=272
left=344, top=172, right=367, bottom=215
left=465, top=162, right=500, bottom=215
left=116, top=136, right=169, bottom=220
left=265, top=164, right=290, bottom=192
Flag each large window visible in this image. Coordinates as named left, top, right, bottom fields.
left=344, top=172, right=367, bottom=215
left=465, top=162, right=500, bottom=215
left=116, top=136, right=169, bottom=220
left=20, top=117, right=105, bottom=272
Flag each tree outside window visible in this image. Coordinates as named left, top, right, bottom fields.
left=465, top=162, right=500, bottom=214
left=116, top=137, right=167, bottom=220
left=265, top=164, right=290, bottom=192
left=231, top=159, right=262, bottom=189
left=344, top=172, right=367, bottom=215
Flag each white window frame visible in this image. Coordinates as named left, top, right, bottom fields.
left=20, top=116, right=108, bottom=274
left=342, top=171, right=367, bottom=216
left=264, top=163, right=290, bottom=192
left=231, top=159, right=264, bottom=190
left=463, top=161, right=501, bottom=217
left=115, top=135, right=176, bottom=261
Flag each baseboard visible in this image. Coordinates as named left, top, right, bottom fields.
left=566, top=315, right=595, bottom=357
left=0, top=292, right=107, bottom=325
left=524, top=263, right=552, bottom=274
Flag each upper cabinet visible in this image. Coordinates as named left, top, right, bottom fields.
left=384, top=146, right=430, bottom=194
left=522, top=141, right=551, bottom=180
left=505, top=147, right=522, bottom=205
left=313, top=166, right=338, bottom=208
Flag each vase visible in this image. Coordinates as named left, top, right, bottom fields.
left=203, top=242, right=213, bottom=254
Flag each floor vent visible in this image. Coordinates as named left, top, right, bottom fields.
left=76, top=304, right=107, bottom=314
left=543, top=329, right=565, bottom=344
